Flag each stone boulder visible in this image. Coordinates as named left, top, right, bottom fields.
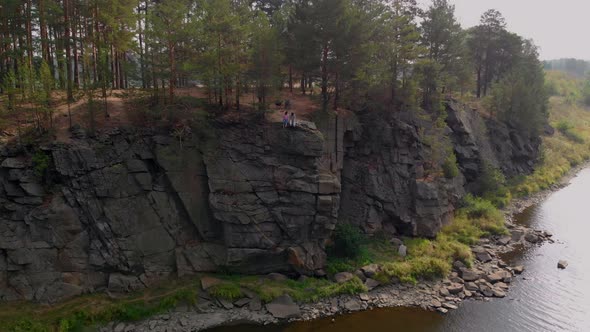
left=447, top=283, right=464, bottom=295
left=460, top=269, right=480, bottom=282
left=266, top=295, right=301, bottom=319
left=360, top=264, right=380, bottom=278
left=201, top=276, right=223, bottom=291
left=334, top=272, right=355, bottom=284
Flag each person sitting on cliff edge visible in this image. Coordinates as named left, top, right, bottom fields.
left=282, top=111, right=289, bottom=128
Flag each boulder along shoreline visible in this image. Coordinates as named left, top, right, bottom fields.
left=97, top=165, right=580, bottom=332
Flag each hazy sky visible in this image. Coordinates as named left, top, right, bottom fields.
left=419, top=0, right=589, bottom=60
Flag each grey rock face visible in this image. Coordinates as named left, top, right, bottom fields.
left=338, top=110, right=464, bottom=238
left=0, top=121, right=340, bottom=301
left=445, top=101, right=540, bottom=193
left=0, top=100, right=541, bottom=303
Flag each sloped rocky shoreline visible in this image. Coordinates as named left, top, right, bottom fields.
left=98, top=194, right=557, bottom=332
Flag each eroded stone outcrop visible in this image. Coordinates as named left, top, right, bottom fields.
left=0, top=120, right=339, bottom=302
left=203, top=120, right=340, bottom=275
left=445, top=100, right=541, bottom=191
left=337, top=110, right=464, bottom=238
left=0, top=101, right=542, bottom=303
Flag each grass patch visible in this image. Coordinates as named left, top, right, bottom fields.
left=208, top=282, right=244, bottom=301
left=326, top=231, right=397, bottom=275
left=556, top=120, right=585, bottom=143
left=455, top=195, right=508, bottom=237
left=325, top=195, right=507, bottom=285
left=0, top=279, right=199, bottom=332
left=381, top=257, right=450, bottom=284
left=211, top=274, right=367, bottom=303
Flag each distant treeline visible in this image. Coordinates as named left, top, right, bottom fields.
left=544, top=59, right=590, bottom=78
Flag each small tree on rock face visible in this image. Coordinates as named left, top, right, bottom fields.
left=38, top=61, right=54, bottom=128
left=1, top=68, right=17, bottom=112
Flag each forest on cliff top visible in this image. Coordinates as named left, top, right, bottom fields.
left=0, top=0, right=548, bottom=137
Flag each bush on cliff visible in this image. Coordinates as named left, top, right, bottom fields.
left=442, top=152, right=460, bottom=179
left=329, top=223, right=365, bottom=258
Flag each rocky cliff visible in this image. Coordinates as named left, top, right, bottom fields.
left=0, top=102, right=541, bottom=302
left=445, top=100, right=541, bottom=192
left=0, top=119, right=341, bottom=303
left=337, top=110, right=464, bottom=238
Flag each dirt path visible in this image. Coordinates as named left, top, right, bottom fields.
left=42, top=87, right=328, bottom=143
left=53, top=91, right=130, bottom=143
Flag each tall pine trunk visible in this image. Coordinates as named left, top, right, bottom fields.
left=138, top=3, right=146, bottom=89
left=321, top=44, right=329, bottom=111
left=289, top=64, right=293, bottom=93
left=72, top=10, right=79, bottom=88
left=168, top=41, right=175, bottom=104
left=25, top=0, right=33, bottom=66
left=64, top=0, right=73, bottom=101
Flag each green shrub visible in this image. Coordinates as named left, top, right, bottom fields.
left=325, top=260, right=355, bottom=275
left=208, top=283, right=243, bottom=301
left=461, top=194, right=500, bottom=219
left=442, top=152, right=459, bottom=178
left=381, top=257, right=451, bottom=284
left=483, top=185, right=512, bottom=208
left=314, top=277, right=367, bottom=299
left=7, top=319, right=49, bottom=332
left=441, top=215, right=483, bottom=245
left=32, top=151, right=50, bottom=177
left=330, top=224, right=364, bottom=258
left=458, top=195, right=507, bottom=236
left=475, top=162, right=507, bottom=197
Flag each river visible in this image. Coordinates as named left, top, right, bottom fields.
left=209, top=168, right=590, bottom=332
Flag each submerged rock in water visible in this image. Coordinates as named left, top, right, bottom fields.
left=513, top=266, right=525, bottom=274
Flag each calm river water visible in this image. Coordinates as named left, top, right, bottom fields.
left=210, top=168, right=590, bottom=332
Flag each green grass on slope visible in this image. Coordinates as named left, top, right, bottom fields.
left=0, top=279, right=199, bottom=332
left=511, top=97, right=590, bottom=196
